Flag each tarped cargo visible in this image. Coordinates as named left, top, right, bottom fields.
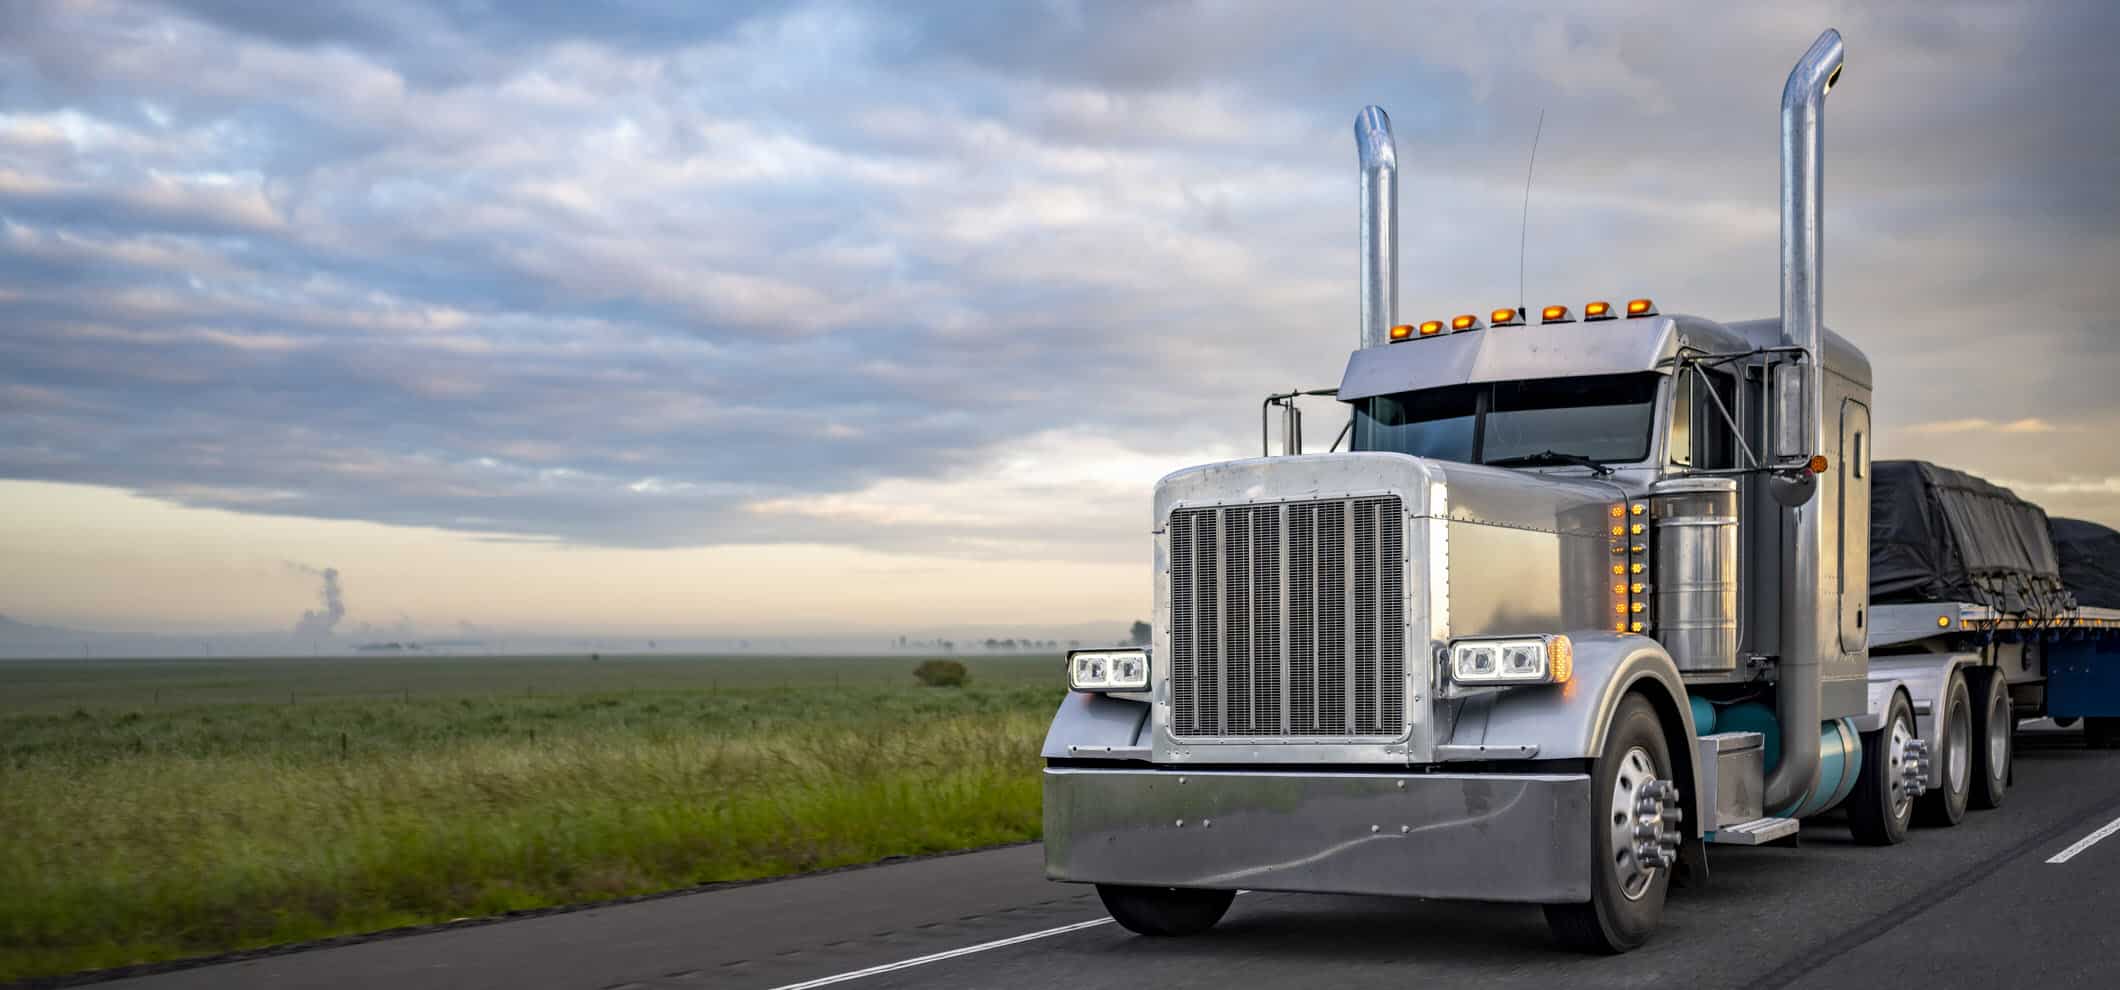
left=2051, top=517, right=2120, bottom=610
left=1868, top=460, right=2073, bottom=615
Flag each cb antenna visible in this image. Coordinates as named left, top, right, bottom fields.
left=1517, top=108, right=1545, bottom=318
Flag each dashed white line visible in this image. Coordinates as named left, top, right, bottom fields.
left=762, top=917, right=1114, bottom=990
left=2047, top=812, right=2120, bottom=864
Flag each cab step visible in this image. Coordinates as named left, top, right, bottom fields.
left=1707, top=816, right=1800, bottom=846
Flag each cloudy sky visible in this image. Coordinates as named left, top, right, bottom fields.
left=2, top=0, right=2116, bottom=642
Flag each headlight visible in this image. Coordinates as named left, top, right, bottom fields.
left=1449, top=635, right=1571, bottom=685
left=1068, top=649, right=1150, bottom=691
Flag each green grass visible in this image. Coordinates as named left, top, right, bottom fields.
left=0, top=655, right=1064, bottom=982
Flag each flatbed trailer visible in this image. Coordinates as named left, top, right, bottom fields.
left=1873, top=602, right=2120, bottom=740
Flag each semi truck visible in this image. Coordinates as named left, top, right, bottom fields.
left=1039, top=28, right=2120, bottom=953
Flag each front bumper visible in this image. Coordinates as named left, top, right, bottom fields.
left=1043, top=766, right=1593, bottom=904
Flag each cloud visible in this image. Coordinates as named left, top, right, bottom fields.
left=1904, top=418, right=2061, bottom=435
left=2, top=0, right=2119, bottom=565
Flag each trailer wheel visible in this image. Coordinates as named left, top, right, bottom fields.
left=1967, top=669, right=2011, bottom=810
left=1847, top=692, right=1916, bottom=846
left=1915, top=671, right=1972, bottom=827
left=2087, top=717, right=2120, bottom=750
left=1095, top=885, right=1233, bottom=936
left=1544, top=694, right=1671, bottom=954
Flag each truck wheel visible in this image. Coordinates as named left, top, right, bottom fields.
left=1544, top=694, right=1673, bottom=954
left=2087, top=717, right=2120, bottom=749
left=1095, top=885, right=1234, bottom=936
left=1967, top=669, right=2011, bottom=810
left=1847, top=692, right=1917, bottom=845
left=1915, top=671, right=1972, bottom=827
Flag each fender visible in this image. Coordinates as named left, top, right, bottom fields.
left=1870, top=652, right=1982, bottom=789
left=1445, top=632, right=1704, bottom=837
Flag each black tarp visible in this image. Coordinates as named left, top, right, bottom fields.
left=1868, top=460, right=2073, bottom=615
left=2052, top=517, right=2120, bottom=609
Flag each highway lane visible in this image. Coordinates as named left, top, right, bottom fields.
left=99, top=732, right=2120, bottom=990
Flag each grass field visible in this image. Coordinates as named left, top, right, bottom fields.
left=0, top=654, right=1063, bottom=982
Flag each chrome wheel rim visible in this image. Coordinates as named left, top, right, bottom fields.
left=1610, top=746, right=1662, bottom=901
left=1946, top=693, right=1972, bottom=794
left=1888, top=716, right=1917, bottom=819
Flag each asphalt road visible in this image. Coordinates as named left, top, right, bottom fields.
left=101, top=730, right=2120, bottom=990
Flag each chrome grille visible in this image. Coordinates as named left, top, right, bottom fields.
left=1168, top=496, right=1405, bottom=739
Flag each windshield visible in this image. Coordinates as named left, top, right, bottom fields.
left=1352, top=372, right=1661, bottom=466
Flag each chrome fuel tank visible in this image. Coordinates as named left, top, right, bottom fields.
left=1652, top=478, right=1740, bottom=674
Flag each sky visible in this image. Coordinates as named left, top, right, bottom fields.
left=2, top=1, right=2117, bottom=645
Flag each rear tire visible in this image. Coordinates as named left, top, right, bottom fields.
left=1967, top=669, right=2011, bottom=811
left=1847, top=692, right=1916, bottom=846
left=1544, top=694, right=1672, bottom=954
left=1916, top=671, right=1972, bottom=827
left=1096, top=885, right=1233, bottom=936
left=2087, top=717, right=2120, bottom=750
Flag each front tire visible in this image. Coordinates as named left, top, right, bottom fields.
left=1847, top=692, right=1916, bottom=846
left=1967, top=668, right=2011, bottom=811
left=1916, top=671, right=1972, bottom=827
left=1096, top=885, right=1233, bottom=936
left=1544, top=694, right=1673, bottom=954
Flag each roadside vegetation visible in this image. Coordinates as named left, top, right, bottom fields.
left=0, top=655, right=1060, bottom=982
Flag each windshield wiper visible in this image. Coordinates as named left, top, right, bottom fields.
left=1486, top=450, right=1615, bottom=476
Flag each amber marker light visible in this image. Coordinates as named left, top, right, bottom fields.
left=1626, top=298, right=1657, bottom=317
left=1389, top=324, right=1415, bottom=341
left=1541, top=305, right=1572, bottom=323
left=1809, top=454, right=1831, bottom=474
left=1584, top=301, right=1614, bottom=320
left=1451, top=314, right=1481, bottom=332
left=1491, top=308, right=1522, bottom=327
left=1419, top=320, right=1445, bottom=336
left=1548, top=636, right=1573, bottom=683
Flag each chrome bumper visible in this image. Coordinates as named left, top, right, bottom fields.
left=1043, top=766, right=1593, bottom=904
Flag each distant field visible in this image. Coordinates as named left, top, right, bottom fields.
left=0, top=654, right=1063, bottom=982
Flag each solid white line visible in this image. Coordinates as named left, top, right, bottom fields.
left=763, top=917, right=1114, bottom=990
left=2047, top=812, right=2120, bottom=864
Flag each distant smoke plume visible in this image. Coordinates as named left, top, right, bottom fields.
left=290, top=564, right=346, bottom=638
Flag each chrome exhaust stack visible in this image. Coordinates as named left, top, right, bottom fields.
left=1356, top=106, right=1398, bottom=349
left=1765, top=28, right=1845, bottom=813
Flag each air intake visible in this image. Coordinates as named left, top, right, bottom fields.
left=1167, top=496, right=1406, bottom=739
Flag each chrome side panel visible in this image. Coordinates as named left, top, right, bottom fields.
left=1445, top=633, right=1703, bottom=837
left=1041, top=692, right=1150, bottom=760
left=1444, top=522, right=1565, bottom=637
left=1044, top=767, right=1594, bottom=903
left=1436, top=461, right=1614, bottom=638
